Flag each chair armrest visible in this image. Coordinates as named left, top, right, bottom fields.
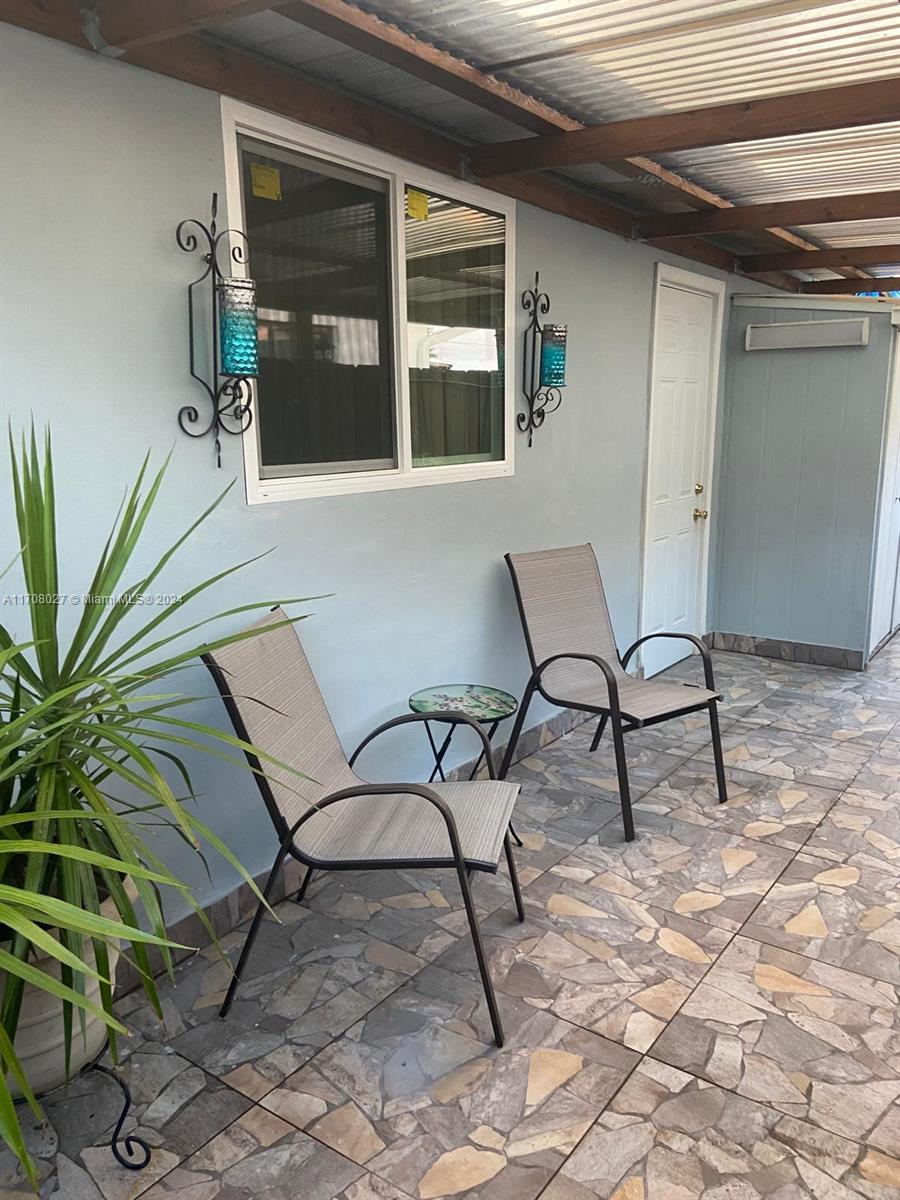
left=532, top=651, right=622, bottom=711
left=349, top=710, right=499, bottom=779
left=619, top=633, right=715, bottom=689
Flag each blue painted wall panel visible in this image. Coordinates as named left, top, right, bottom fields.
left=714, top=304, right=893, bottom=653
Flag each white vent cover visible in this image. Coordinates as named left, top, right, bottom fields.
left=745, top=318, right=870, bottom=351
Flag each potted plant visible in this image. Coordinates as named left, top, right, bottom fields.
left=0, top=429, right=308, bottom=1187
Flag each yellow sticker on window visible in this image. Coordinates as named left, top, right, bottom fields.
left=407, top=189, right=429, bottom=221
left=251, top=163, right=282, bottom=201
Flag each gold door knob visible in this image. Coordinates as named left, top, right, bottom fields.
left=693, top=508, right=709, bottom=521
left=694, top=482, right=704, bottom=495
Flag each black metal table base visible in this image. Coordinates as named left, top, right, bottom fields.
left=91, top=1064, right=152, bottom=1171
left=424, top=718, right=501, bottom=783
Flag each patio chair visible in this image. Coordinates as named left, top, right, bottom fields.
left=498, top=545, right=728, bottom=842
left=203, top=608, right=523, bottom=1047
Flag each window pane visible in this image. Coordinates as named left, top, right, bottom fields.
left=406, top=190, right=505, bottom=467
left=240, top=138, right=396, bottom=477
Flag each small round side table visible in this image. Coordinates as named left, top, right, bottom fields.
left=408, top=683, right=518, bottom=783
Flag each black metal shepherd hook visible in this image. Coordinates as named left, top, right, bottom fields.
left=176, top=192, right=255, bottom=467
left=520, top=271, right=564, bottom=446
left=91, top=1064, right=151, bottom=1171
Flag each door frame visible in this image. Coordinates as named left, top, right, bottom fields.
left=868, top=317, right=900, bottom=654
left=638, top=263, right=727, bottom=673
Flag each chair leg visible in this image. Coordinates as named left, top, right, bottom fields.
left=504, top=833, right=525, bottom=923
left=220, top=845, right=287, bottom=1018
left=610, top=718, right=636, bottom=842
left=708, top=701, right=729, bottom=805
left=509, top=823, right=523, bottom=847
left=295, top=866, right=315, bottom=904
left=453, top=857, right=504, bottom=1048
left=498, top=680, right=537, bottom=779
left=589, top=714, right=608, bottom=752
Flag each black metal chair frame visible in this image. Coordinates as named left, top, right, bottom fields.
left=498, top=558, right=729, bottom=843
left=203, top=656, right=524, bottom=1048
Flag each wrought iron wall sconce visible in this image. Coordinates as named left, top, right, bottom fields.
left=520, top=271, right=567, bottom=446
left=176, top=193, right=258, bottom=467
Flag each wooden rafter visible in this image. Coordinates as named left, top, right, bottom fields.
left=279, top=0, right=584, bottom=135
left=467, top=79, right=900, bottom=178
left=640, top=191, right=900, bottom=239
left=741, top=244, right=900, bottom=272
left=800, top=276, right=900, bottom=294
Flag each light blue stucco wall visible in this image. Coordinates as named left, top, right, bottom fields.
left=0, top=24, right=772, bottom=918
left=712, top=303, right=895, bottom=654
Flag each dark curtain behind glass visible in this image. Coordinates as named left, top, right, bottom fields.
left=240, top=139, right=396, bottom=475
left=406, top=191, right=505, bottom=466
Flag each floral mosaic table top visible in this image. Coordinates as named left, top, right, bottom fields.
left=409, top=683, right=518, bottom=723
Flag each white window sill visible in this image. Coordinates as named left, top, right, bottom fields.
left=246, top=459, right=514, bottom=503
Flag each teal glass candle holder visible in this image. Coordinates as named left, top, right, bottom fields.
left=218, top=277, right=258, bottom=377
left=540, top=323, right=567, bottom=388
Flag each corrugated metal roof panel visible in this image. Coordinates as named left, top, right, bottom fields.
left=660, top=124, right=900, bottom=206
left=366, top=0, right=900, bottom=119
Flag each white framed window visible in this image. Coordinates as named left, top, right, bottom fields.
left=221, top=98, right=516, bottom=503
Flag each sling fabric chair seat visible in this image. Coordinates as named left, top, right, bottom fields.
left=298, top=782, right=516, bottom=870
left=499, top=544, right=729, bottom=842
left=204, top=608, right=523, bottom=1047
left=559, top=673, right=719, bottom=723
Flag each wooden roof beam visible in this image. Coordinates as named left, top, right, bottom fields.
left=468, top=78, right=900, bottom=178
left=741, top=243, right=900, bottom=273
left=800, top=276, right=900, bottom=294
left=640, top=190, right=900, bottom=239
left=280, top=0, right=584, bottom=135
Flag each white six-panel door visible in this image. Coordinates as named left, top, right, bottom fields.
left=640, top=268, right=723, bottom=677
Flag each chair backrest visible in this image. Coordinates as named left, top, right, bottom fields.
left=203, top=608, right=355, bottom=837
left=505, top=545, right=625, bottom=696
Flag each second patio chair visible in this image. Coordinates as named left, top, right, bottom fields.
left=498, top=544, right=728, bottom=841
left=203, top=608, right=523, bottom=1047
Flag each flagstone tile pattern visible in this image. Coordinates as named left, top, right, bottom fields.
left=7, top=638, right=899, bottom=1198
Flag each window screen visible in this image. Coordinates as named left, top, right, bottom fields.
left=240, top=137, right=396, bottom=477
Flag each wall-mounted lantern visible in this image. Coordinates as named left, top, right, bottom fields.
left=520, top=271, right=567, bottom=446
left=177, top=193, right=257, bottom=467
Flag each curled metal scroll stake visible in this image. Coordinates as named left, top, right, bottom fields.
left=176, top=192, right=254, bottom=466
left=520, top=270, right=563, bottom=447
left=92, top=1064, right=152, bottom=1171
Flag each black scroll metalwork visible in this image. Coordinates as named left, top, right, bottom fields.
left=176, top=192, right=254, bottom=467
left=520, top=271, right=563, bottom=447
left=91, top=1064, right=151, bottom=1171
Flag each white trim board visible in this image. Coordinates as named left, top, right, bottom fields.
left=220, top=97, right=517, bottom=504
left=639, top=263, right=727, bottom=672
left=733, top=295, right=900, bottom=314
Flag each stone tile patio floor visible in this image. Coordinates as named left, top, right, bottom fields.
left=4, top=641, right=900, bottom=1199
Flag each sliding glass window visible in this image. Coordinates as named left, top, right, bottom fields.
left=406, top=190, right=506, bottom=467
left=240, top=137, right=396, bottom=478
left=229, top=109, right=513, bottom=501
